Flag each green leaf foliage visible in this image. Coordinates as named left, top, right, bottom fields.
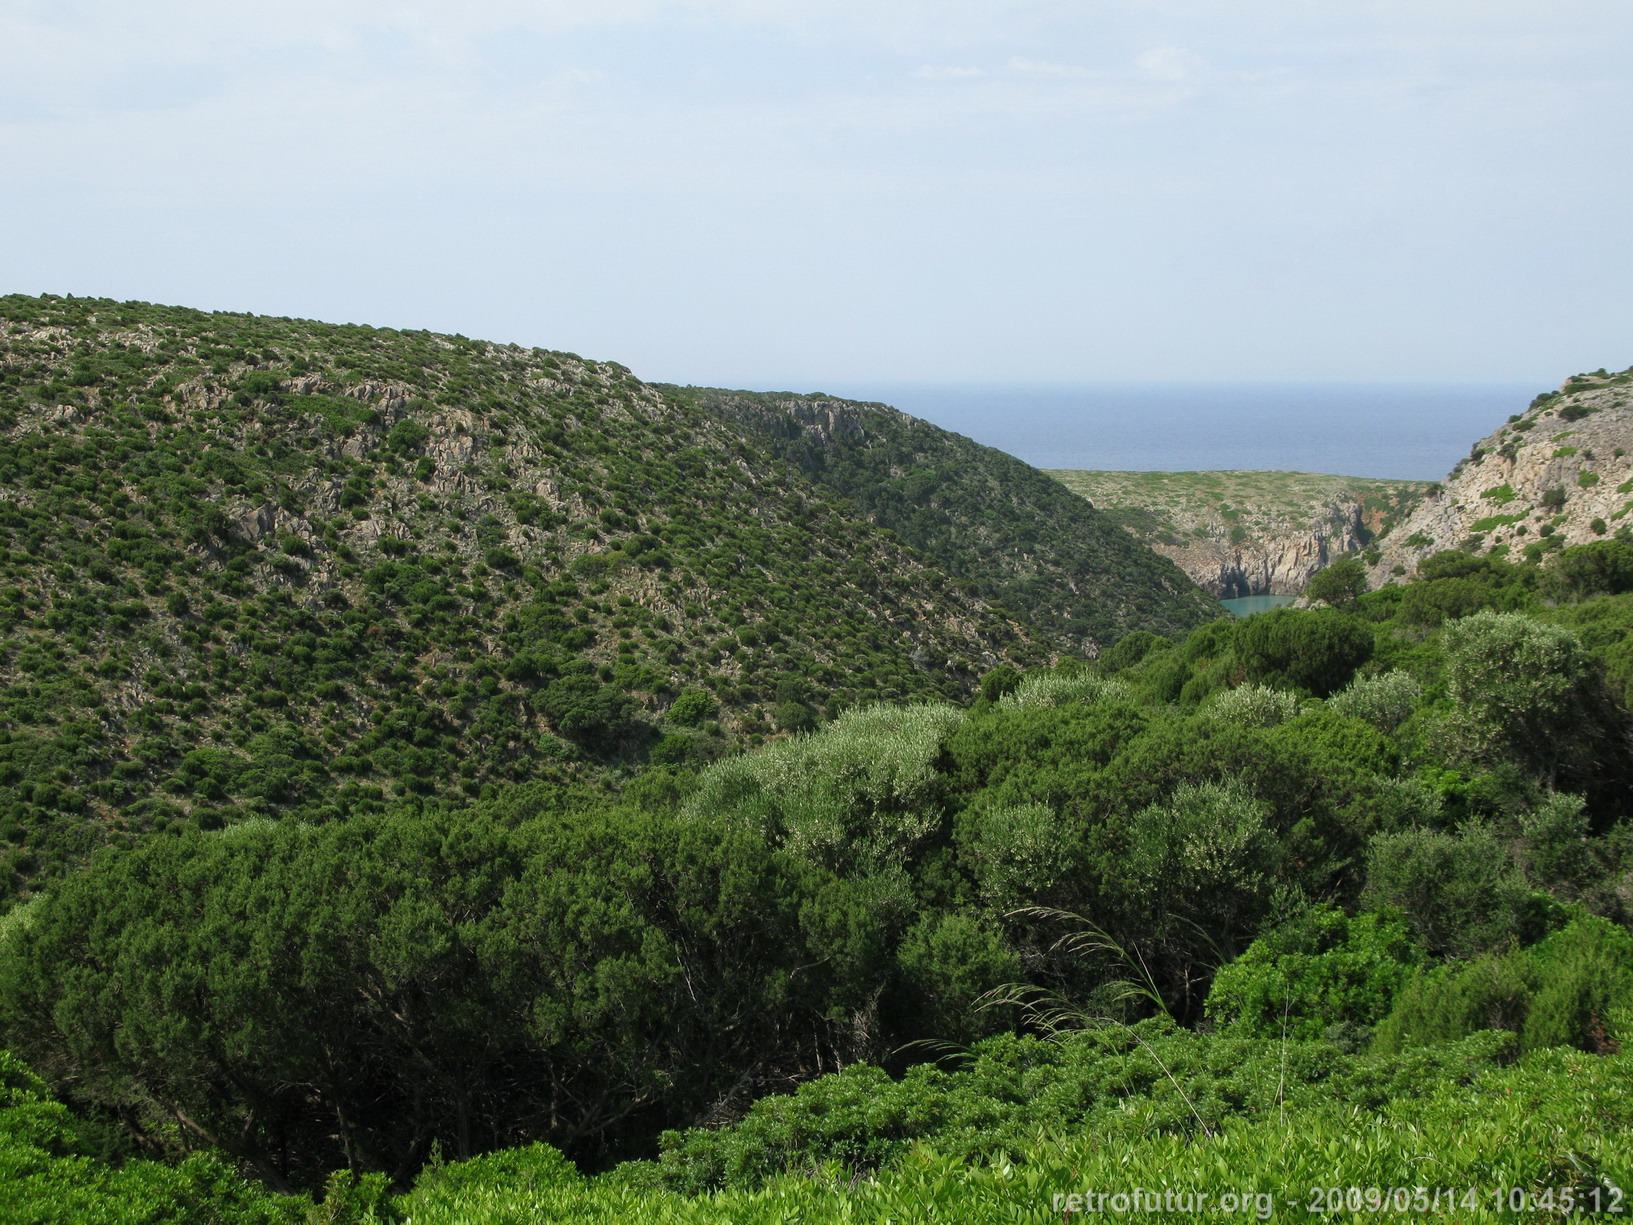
left=0, top=1050, right=304, bottom=1223
left=1373, top=915, right=1633, bottom=1055
left=0, top=794, right=897, bottom=1188
left=1204, top=906, right=1424, bottom=1041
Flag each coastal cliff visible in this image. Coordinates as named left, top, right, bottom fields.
left=1049, top=469, right=1432, bottom=597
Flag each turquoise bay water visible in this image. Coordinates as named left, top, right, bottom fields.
left=1220, top=595, right=1300, bottom=618
left=814, top=381, right=1540, bottom=481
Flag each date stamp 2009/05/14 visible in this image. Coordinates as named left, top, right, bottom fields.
left=1050, top=1183, right=1626, bottom=1218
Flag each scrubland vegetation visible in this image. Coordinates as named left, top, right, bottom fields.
left=0, top=295, right=1218, bottom=910
left=2, top=297, right=1632, bottom=1221
left=668, top=387, right=1221, bottom=647
left=7, top=533, right=1633, bottom=1220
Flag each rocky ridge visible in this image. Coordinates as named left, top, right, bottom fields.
left=1366, top=367, right=1633, bottom=585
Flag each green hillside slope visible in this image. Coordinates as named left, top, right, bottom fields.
left=671, top=387, right=1223, bottom=648
left=0, top=294, right=1065, bottom=897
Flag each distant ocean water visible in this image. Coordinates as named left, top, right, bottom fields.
left=808, top=382, right=1543, bottom=481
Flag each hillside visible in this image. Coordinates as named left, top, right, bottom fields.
left=9, top=549, right=1633, bottom=1207
left=1368, top=366, right=1633, bottom=584
left=0, top=294, right=1154, bottom=896
left=1048, top=469, right=1432, bottom=596
left=670, top=387, right=1222, bottom=647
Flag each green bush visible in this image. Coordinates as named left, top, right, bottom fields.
left=1509, top=792, right=1598, bottom=898
left=1437, top=611, right=1599, bottom=780
left=1363, top=823, right=1538, bottom=958
left=537, top=669, right=635, bottom=744
left=892, top=912, right=1020, bottom=1045
left=1304, top=558, right=1365, bottom=608
left=1199, top=684, right=1299, bottom=728
left=0, top=799, right=869, bottom=1189
left=1204, top=907, right=1423, bottom=1041
left=402, top=1143, right=579, bottom=1213
left=1374, top=915, right=1633, bottom=1055
left=0, top=1049, right=304, bottom=1222
left=385, top=418, right=430, bottom=454
left=616, top=1022, right=1528, bottom=1200
left=999, top=672, right=1130, bottom=709
left=684, top=703, right=965, bottom=872
left=1396, top=576, right=1513, bottom=626
left=1233, top=608, right=1373, bottom=697
left=1550, top=539, right=1633, bottom=598
left=1326, top=669, right=1420, bottom=731
left=666, top=687, right=715, bottom=727
left=957, top=802, right=1072, bottom=913
left=1119, top=781, right=1284, bottom=964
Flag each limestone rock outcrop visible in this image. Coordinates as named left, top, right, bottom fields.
left=1366, top=369, right=1633, bottom=586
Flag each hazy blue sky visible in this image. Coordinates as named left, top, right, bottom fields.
left=4, top=1, right=1629, bottom=386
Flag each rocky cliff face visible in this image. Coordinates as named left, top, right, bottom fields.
left=1367, top=368, right=1633, bottom=585
left=1048, top=470, right=1431, bottom=598
left=1182, top=511, right=1365, bottom=598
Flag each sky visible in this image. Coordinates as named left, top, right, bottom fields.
left=2, top=1, right=1630, bottom=387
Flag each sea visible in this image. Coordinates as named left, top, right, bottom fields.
left=810, top=381, right=1543, bottom=482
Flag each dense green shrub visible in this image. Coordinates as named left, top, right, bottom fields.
left=1397, top=575, right=1514, bottom=626
left=0, top=1048, right=304, bottom=1223
left=387, top=1038, right=1630, bottom=1223
left=1199, top=683, right=1299, bottom=728
left=1550, top=539, right=1633, bottom=597
left=1119, top=781, right=1285, bottom=966
left=1436, top=611, right=1616, bottom=791
left=1304, top=557, right=1365, bottom=608
left=1095, top=629, right=1171, bottom=674
left=1373, top=915, right=1633, bottom=1055
left=620, top=1022, right=1522, bottom=1197
left=955, top=802, right=1072, bottom=914
left=684, top=703, right=965, bottom=873
left=666, top=687, right=715, bottom=727
left=1204, top=907, right=1423, bottom=1041
left=0, top=797, right=886, bottom=1189
left=1232, top=608, right=1373, bottom=697
left=892, top=912, right=1021, bottom=1045
left=1326, top=669, right=1420, bottom=731
left=999, top=672, right=1130, bottom=709
left=1363, top=823, right=1539, bottom=958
